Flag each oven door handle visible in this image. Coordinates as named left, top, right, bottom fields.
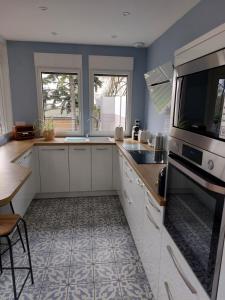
left=168, top=157, right=225, bottom=195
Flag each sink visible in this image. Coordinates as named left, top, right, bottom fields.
left=64, top=137, right=90, bottom=142
left=64, top=137, right=113, bottom=143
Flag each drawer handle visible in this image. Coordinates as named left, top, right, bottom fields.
left=164, top=282, right=174, bottom=300
left=136, top=178, right=144, bottom=187
left=73, top=148, right=87, bottom=151
left=96, top=148, right=108, bottom=150
left=146, top=191, right=160, bottom=213
left=167, top=245, right=197, bottom=294
left=125, top=171, right=132, bottom=183
left=145, top=206, right=160, bottom=230
left=40, top=148, right=65, bottom=151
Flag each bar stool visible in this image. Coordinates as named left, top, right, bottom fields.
left=0, top=198, right=26, bottom=253
left=0, top=214, right=34, bottom=300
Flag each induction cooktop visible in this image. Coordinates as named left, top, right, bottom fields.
left=127, top=150, right=167, bottom=164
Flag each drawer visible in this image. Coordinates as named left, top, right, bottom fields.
left=144, top=188, right=162, bottom=226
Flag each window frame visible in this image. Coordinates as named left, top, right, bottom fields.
left=89, top=69, right=132, bottom=136
left=0, top=40, right=13, bottom=135
left=36, top=66, right=83, bottom=136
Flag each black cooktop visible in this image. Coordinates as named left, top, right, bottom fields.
left=127, top=150, right=167, bottom=164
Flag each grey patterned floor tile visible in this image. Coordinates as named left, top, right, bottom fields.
left=95, top=280, right=122, bottom=300
left=71, top=250, right=93, bottom=265
left=69, top=265, right=94, bottom=284
left=18, top=267, right=45, bottom=289
left=117, top=261, right=147, bottom=281
left=42, top=266, right=70, bottom=287
left=29, top=238, right=53, bottom=252
left=114, top=246, right=140, bottom=262
left=120, top=279, right=154, bottom=300
left=0, top=270, right=20, bottom=292
left=73, top=236, right=92, bottom=250
left=48, top=251, right=71, bottom=267
left=30, top=252, right=50, bottom=268
left=93, top=248, right=115, bottom=264
left=53, top=228, right=74, bottom=240
left=39, top=285, right=68, bottom=300
left=50, top=238, right=72, bottom=252
left=19, top=288, right=41, bottom=300
left=67, top=283, right=94, bottom=300
left=92, top=237, right=112, bottom=249
left=94, top=263, right=119, bottom=283
left=112, top=235, right=136, bottom=248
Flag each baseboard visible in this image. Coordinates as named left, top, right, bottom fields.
left=34, top=190, right=118, bottom=199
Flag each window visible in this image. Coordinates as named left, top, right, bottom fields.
left=90, top=72, right=131, bottom=135
left=0, top=41, right=13, bottom=135
left=40, top=72, right=81, bottom=134
left=34, top=53, right=83, bottom=136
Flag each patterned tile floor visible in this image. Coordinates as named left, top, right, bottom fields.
left=0, top=196, right=154, bottom=300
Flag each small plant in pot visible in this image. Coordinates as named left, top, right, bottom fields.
left=36, top=119, right=55, bottom=141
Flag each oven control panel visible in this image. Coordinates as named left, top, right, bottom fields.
left=169, top=137, right=225, bottom=181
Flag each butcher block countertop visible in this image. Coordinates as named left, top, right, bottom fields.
left=0, top=137, right=166, bottom=206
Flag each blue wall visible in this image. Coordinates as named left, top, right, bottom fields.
left=7, top=41, right=147, bottom=134
left=145, top=0, right=225, bottom=134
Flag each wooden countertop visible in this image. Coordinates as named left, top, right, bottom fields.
left=0, top=137, right=166, bottom=206
left=116, top=140, right=166, bottom=206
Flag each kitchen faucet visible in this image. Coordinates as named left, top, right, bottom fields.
left=86, top=116, right=100, bottom=137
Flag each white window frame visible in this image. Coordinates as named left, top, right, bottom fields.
left=36, top=66, right=83, bottom=136
left=89, top=69, right=132, bottom=136
left=0, top=39, right=13, bottom=135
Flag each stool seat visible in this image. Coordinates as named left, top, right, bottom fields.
left=0, top=214, right=21, bottom=236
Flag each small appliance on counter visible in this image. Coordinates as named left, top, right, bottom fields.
left=154, top=133, right=164, bottom=150
left=13, top=125, right=35, bottom=140
left=131, top=120, right=140, bottom=140
left=138, top=130, right=149, bottom=143
left=114, top=126, right=124, bottom=141
left=158, top=166, right=167, bottom=196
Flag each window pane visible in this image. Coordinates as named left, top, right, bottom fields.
left=93, top=74, right=128, bottom=132
left=41, top=72, right=80, bottom=132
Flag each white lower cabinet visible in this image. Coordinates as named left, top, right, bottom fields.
left=92, top=145, right=113, bottom=191
left=38, top=146, right=69, bottom=193
left=158, top=227, right=209, bottom=300
left=140, top=189, right=162, bottom=299
left=69, top=145, right=91, bottom=191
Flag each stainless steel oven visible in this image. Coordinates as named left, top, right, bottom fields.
left=164, top=137, right=225, bottom=299
left=170, top=48, right=225, bottom=158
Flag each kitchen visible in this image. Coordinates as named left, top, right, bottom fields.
left=0, top=0, right=225, bottom=300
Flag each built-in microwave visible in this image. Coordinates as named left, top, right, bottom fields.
left=170, top=48, right=225, bottom=158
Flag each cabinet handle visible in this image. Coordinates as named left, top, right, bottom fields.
left=146, top=191, right=160, bottom=213
left=136, top=178, right=144, bottom=187
left=125, top=171, right=132, bottom=183
left=164, top=282, right=174, bottom=300
left=96, top=148, right=108, bottom=150
left=40, top=148, right=65, bottom=151
left=167, top=245, right=197, bottom=294
left=145, top=206, right=160, bottom=230
left=73, top=148, right=87, bottom=151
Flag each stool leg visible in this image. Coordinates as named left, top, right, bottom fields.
left=7, top=236, right=17, bottom=300
left=21, top=220, right=34, bottom=285
left=10, top=202, right=26, bottom=253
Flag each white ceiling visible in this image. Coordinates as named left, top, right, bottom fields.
left=0, top=0, right=200, bottom=47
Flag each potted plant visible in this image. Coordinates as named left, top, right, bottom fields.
left=35, top=119, right=55, bottom=141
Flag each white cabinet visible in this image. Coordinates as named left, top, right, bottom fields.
left=112, top=146, right=120, bottom=191
left=39, top=146, right=69, bottom=193
left=158, top=227, right=209, bottom=300
left=140, top=189, right=162, bottom=299
left=69, top=145, right=91, bottom=192
left=8, top=148, right=38, bottom=216
left=92, top=145, right=113, bottom=191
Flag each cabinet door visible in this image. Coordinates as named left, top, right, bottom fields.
left=39, top=146, right=69, bottom=193
left=112, top=146, right=119, bottom=191
left=158, top=228, right=209, bottom=300
left=69, top=145, right=91, bottom=191
left=92, top=145, right=113, bottom=191
left=141, top=195, right=162, bottom=299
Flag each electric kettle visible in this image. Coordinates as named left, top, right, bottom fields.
left=114, top=126, right=124, bottom=141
